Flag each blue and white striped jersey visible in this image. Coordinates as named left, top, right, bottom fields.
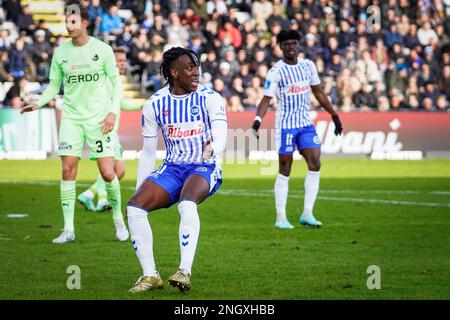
left=142, top=84, right=227, bottom=164
left=263, top=59, right=321, bottom=129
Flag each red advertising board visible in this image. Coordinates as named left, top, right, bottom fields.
left=118, top=111, right=450, bottom=155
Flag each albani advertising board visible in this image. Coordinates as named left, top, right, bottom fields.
left=117, top=111, right=450, bottom=158
left=1, top=109, right=449, bottom=159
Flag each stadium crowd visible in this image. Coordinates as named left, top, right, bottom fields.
left=0, top=0, right=449, bottom=112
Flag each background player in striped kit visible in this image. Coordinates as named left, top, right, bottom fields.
left=20, top=4, right=127, bottom=243
left=127, top=47, right=227, bottom=293
left=252, top=30, right=343, bottom=229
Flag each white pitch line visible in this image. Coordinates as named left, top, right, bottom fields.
left=217, top=190, right=450, bottom=208
left=1, top=180, right=449, bottom=196
left=0, top=180, right=449, bottom=208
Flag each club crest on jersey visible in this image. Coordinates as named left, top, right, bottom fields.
left=164, top=107, right=169, bottom=117
left=190, top=105, right=200, bottom=116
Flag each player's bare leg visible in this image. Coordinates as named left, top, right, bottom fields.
left=127, top=180, right=171, bottom=293
left=167, top=174, right=209, bottom=293
left=299, top=148, right=322, bottom=227
left=274, top=154, right=295, bottom=229
left=97, top=157, right=129, bottom=241
left=53, top=156, right=79, bottom=244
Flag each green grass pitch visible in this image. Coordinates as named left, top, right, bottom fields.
left=0, top=159, right=449, bottom=299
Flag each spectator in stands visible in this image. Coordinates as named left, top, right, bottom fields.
left=217, top=17, right=242, bottom=49
left=436, top=95, right=448, bottom=112
left=213, top=78, right=232, bottom=101
left=252, top=0, right=272, bottom=31
left=337, top=0, right=355, bottom=25
left=356, top=50, right=382, bottom=84
left=0, top=27, right=13, bottom=51
left=244, top=76, right=263, bottom=109
left=403, top=23, right=419, bottom=49
left=29, top=29, right=52, bottom=83
left=0, top=50, right=14, bottom=82
left=340, top=95, right=354, bottom=112
left=371, top=39, right=389, bottom=71
left=181, top=7, right=201, bottom=26
left=141, top=12, right=154, bottom=30
left=337, top=19, right=356, bottom=49
left=3, top=0, right=21, bottom=23
left=190, top=0, right=208, bottom=22
left=116, top=22, right=133, bottom=49
left=439, top=65, right=450, bottom=96
left=187, top=34, right=202, bottom=55
left=201, top=49, right=218, bottom=77
left=144, top=50, right=163, bottom=92
left=435, top=23, right=450, bottom=47
left=267, top=3, right=288, bottom=30
left=286, top=0, right=302, bottom=20
left=383, top=22, right=404, bottom=49
left=377, top=96, right=390, bottom=112
left=8, top=38, right=27, bottom=79
left=417, top=21, right=439, bottom=46
left=389, top=88, right=406, bottom=111
left=405, top=75, right=420, bottom=102
left=148, top=15, right=167, bottom=40
left=353, top=82, right=377, bottom=111
left=87, top=0, right=103, bottom=32
left=327, top=52, right=342, bottom=77
left=206, top=0, right=228, bottom=16
left=17, top=5, right=36, bottom=36
left=166, top=12, right=189, bottom=47
left=301, top=33, right=322, bottom=61
left=230, top=76, right=245, bottom=100
left=418, top=63, right=434, bottom=88
left=99, top=3, right=123, bottom=36
left=217, top=61, right=233, bottom=87
left=36, top=19, right=53, bottom=41
left=3, top=77, right=32, bottom=108
left=129, top=30, right=151, bottom=73
left=319, top=6, right=336, bottom=34
left=420, top=81, right=440, bottom=105
left=421, top=97, right=435, bottom=111
left=322, top=77, right=339, bottom=108
left=30, top=29, right=52, bottom=65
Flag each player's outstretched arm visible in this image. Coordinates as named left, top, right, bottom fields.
left=253, top=96, right=272, bottom=138
left=311, top=85, right=343, bottom=136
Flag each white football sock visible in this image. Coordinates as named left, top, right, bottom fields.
left=178, top=200, right=200, bottom=274
left=303, top=171, right=320, bottom=216
left=274, top=173, right=290, bottom=222
left=127, top=205, right=158, bottom=277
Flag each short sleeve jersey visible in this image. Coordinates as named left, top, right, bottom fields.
left=263, top=59, right=321, bottom=129
left=141, top=84, right=227, bottom=165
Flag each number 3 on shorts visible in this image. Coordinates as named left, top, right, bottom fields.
left=95, top=140, right=103, bottom=153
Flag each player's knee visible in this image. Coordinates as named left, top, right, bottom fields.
left=100, top=171, right=115, bottom=182
left=279, top=162, right=292, bottom=176
left=61, top=165, right=76, bottom=180
left=308, top=160, right=321, bottom=172
left=116, top=168, right=125, bottom=180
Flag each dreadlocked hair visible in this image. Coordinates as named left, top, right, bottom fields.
left=160, top=47, right=199, bottom=90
